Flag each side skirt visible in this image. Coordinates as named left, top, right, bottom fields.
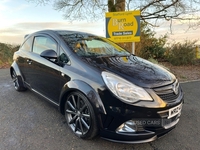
left=24, top=82, right=59, bottom=107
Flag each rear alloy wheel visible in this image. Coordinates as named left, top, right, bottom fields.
left=65, top=91, right=98, bottom=139
left=11, top=69, right=26, bottom=91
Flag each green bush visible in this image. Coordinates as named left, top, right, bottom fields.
left=136, top=23, right=168, bottom=59
left=0, top=43, right=20, bottom=66
left=166, top=41, right=196, bottom=66
left=139, top=39, right=167, bottom=60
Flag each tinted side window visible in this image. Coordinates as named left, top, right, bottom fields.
left=59, top=47, right=70, bottom=64
left=20, top=37, right=32, bottom=51
left=33, top=36, right=57, bottom=54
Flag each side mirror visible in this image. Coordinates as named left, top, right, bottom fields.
left=40, top=49, right=57, bottom=59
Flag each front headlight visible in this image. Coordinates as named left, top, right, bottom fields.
left=101, top=71, right=153, bottom=103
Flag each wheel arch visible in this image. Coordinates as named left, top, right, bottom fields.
left=11, top=61, right=21, bottom=77
left=10, top=61, right=25, bottom=86
left=59, top=80, right=106, bottom=116
left=10, top=61, right=27, bottom=91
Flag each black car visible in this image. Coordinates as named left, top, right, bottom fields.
left=10, top=30, right=183, bottom=143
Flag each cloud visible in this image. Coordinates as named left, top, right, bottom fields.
left=0, top=0, right=28, bottom=13
left=1, top=19, right=199, bottom=45
left=0, top=2, right=7, bottom=11
left=0, top=21, right=105, bottom=44
left=154, top=20, right=200, bottom=44
left=0, top=0, right=9, bottom=19
left=13, top=21, right=105, bottom=34
left=0, top=35, right=23, bottom=45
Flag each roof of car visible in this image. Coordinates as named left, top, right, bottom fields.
left=24, top=29, right=99, bottom=42
left=34, top=29, right=95, bottom=36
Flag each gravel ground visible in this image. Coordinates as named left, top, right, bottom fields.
left=1, top=69, right=200, bottom=150
left=160, top=62, right=200, bottom=82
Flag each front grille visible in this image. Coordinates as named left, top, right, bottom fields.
left=158, top=90, right=179, bottom=103
left=153, top=80, right=180, bottom=103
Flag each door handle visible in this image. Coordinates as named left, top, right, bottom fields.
left=61, top=72, right=65, bottom=77
left=27, top=59, right=32, bottom=64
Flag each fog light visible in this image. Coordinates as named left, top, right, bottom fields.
left=116, top=120, right=137, bottom=133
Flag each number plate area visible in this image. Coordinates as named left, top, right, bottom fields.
left=168, top=103, right=182, bottom=119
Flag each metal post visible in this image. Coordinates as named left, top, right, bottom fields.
left=132, top=42, right=135, bottom=54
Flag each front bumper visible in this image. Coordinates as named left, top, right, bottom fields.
left=99, top=99, right=183, bottom=143
left=100, top=127, right=175, bottom=144
left=100, top=112, right=181, bottom=143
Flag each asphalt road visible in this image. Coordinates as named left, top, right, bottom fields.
left=0, top=68, right=200, bottom=150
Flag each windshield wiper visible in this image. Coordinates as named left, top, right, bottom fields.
left=81, top=52, right=105, bottom=58
left=107, top=54, right=131, bottom=57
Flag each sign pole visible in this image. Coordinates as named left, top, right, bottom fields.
left=132, top=42, right=135, bottom=54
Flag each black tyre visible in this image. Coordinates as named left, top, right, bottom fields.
left=11, top=69, right=26, bottom=91
left=65, top=91, right=98, bottom=139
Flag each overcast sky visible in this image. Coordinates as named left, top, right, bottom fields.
left=0, top=0, right=200, bottom=45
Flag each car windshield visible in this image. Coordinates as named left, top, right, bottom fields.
left=57, top=31, right=130, bottom=57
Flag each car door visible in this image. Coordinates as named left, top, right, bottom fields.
left=26, top=35, right=61, bottom=103
left=17, top=36, right=34, bottom=85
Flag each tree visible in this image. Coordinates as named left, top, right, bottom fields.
left=27, top=0, right=200, bottom=30
left=135, top=22, right=168, bottom=59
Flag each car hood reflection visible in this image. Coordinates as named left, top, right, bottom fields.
left=82, top=55, right=176, bottom=88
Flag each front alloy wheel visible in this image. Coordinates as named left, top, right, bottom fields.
left=65, top=91, right=98, bottom=139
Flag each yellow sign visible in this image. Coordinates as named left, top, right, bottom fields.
left=106, top=10, right=140, bottom=43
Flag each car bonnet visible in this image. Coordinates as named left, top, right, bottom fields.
left=81, top=55, right=176, bottom=88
